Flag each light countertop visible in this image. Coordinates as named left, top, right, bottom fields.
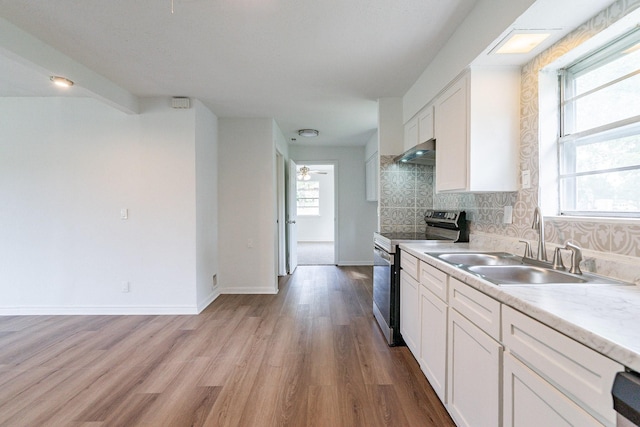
left=400, top=242, right=640, bottom=373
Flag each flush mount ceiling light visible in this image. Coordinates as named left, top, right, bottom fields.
left=491, top=30, right=551, bottom=54
left=50, top=76, right=74, bottom=88
left=298, top=129, right=319, bottom=138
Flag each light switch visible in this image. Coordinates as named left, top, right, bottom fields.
left=120, top=208, right=128, bottom=220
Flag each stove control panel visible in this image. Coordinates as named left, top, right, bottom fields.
left=425, top=210, right=463, bottom=223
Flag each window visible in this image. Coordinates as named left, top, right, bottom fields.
left=559, top=28, right=640, bottom=216
left=297, top=180, right=320, bottom=216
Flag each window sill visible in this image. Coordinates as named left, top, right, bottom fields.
left=545, top=215, right=640, bottom=225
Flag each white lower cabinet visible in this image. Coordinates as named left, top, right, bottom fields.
left=502, top=306, right=621, bottom=426
left=400, top=257, right=623, bottom=427
left=447, top=308, right=503, bottom=427
left=400, top=270, right=420, bottom=356
left=504, top=352, right=603, bottom=427
left=419, top=284, right=448, bottom=402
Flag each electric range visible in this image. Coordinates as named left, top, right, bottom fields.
left=373, top=210, right=468, bottom=345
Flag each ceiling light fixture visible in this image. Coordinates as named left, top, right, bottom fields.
left=491, top=30, right=551, bottom=54
left=298, top=129, right=319, bottom=138
left=50, top=76, right=74, bottom=88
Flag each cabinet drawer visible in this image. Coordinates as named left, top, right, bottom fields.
left=419, top=261, right=448, bottom=301
left=449, top=277, right=500, bottom=340
left=401, top=251, right=419, bottom=281
left=502, top=306, right=622, bottom=426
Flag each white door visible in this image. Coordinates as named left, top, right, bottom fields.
left=276, top=152, right=287, bottom=276
left=287, top=160, right=298, bottom=274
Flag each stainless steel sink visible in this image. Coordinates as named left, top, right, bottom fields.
left=435, top=252, right=522, bottom=266
left=467, top=265, right=588, bottom=285
left=427, top=251, right=627, bottom=286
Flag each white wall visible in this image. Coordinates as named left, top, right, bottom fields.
left=403, top=0, right=536, bottom=122
left=218, top=118, right=278, bottom=293
left=0, top=97, right=219, bottom=314
left=289, top=146, right=377, bottom=265
left=378, top=97, right=404, bottom=156
left=297, top=167, right=335, bottom=242
left=194, top=99, right=219, bottom=310
left=365, top=130, right=378, bottom=160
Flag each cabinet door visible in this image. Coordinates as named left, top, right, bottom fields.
left=418, top=106, right=434, bottom=143
left=404, top=117, right=419, bottom=151
left=400, top=271, right=420, bottom=356
left=419, top=285, right=448, bottom=403
left=448, top=308, right=502, bottom=427
left=365, top=153, right=378, bottom=201
left=504, top=352, right=603, bottom=427
left=502, top=306, right=621, bottom=425
left=435, top=75, right=468, bottom=192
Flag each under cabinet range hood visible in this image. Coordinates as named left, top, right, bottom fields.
left=394, top=138, right=436, bottom=165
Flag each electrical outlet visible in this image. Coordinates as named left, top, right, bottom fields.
left=120, top=208, right=128, bottom=220
left=212, top=274, right=217, bottom=289
left=121, top=281, right=130, bottom=293
left=247, top=239, right=254, bottom=248
left=522, top=170, right=531, bottom=189
left=503, top=205, right=513, bottom=224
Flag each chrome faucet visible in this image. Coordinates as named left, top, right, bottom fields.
left=532, top=206, right=548, bottom=261
left=564, top=242, right=583, bottom=274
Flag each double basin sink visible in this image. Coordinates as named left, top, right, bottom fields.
left=427, top=252, right=625, bottom=286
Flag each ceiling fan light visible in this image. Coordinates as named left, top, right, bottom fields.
left=298, top=129, right=319, bottom=138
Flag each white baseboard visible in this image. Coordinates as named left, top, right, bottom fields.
left=0, top=305, right=201, bottom=316
left=337, top=261, right=373, bottom=266
left=220, top=287, right=278, bottom=295
left=197, top=287, right=221, bottom=313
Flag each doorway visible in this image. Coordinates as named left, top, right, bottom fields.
left=295, top=164, right=335, bottom=265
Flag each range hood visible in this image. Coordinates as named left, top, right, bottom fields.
left=394, top=138, right=436, bottom=165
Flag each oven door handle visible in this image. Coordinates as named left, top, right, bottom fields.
left=374, top=245, right=392, bottom=264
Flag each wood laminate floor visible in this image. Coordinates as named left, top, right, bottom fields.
left=0, top=266, right=455, bottom=427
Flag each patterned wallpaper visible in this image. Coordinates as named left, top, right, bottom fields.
left=380, top=0, right=640, bottom=280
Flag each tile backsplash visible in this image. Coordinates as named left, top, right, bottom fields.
left=378, top=156, right=433, bottom=233
left=379, top=155, right=517, bottom=233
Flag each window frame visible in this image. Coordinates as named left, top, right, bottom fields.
left=296, top=179, right=320, bottom=216
left=557, top=28, right=640, bottom=218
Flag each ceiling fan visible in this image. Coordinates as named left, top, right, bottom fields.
left=297, top=165, right=327, bottom=181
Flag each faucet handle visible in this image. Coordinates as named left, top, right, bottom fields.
left=519, top=240, right=533, bottom=258
left=564, top=242, right=583, bottom=274
left=552, top=247, right=565, bottom=270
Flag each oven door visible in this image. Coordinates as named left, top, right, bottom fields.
left=373, top=244, right=394, bottom=345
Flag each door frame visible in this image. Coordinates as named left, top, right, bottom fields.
left=288, top=159, right=338, bottom=266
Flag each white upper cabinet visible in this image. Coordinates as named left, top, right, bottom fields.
left=434, top=67, right=520, bottom=193
left=418, top=105, right=434, bottom=144
left=403, top=116, right=419, bottom=152
left=404, top=104, right=434, bottom=152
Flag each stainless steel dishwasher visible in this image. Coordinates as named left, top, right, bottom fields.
left=613, top=370, right=640, bottom=426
